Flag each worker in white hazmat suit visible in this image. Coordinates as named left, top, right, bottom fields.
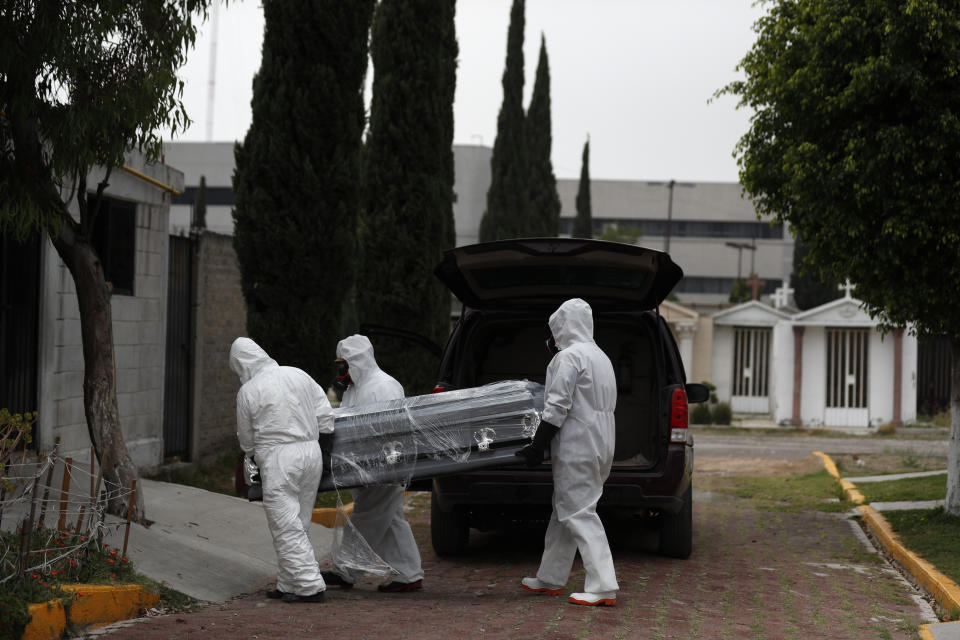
left=321, top=334, right=424, bottom=593
left=516, top=298, right=619, bottom=607
left=230, top=337, right=333, bottom=604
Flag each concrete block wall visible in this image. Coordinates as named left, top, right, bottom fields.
left=37, top=155, right=182, bottom=470
left=191, top=231, right=246, bottom=460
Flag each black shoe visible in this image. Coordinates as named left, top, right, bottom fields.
left=377, top=579, right=423, bottom=593
left=282, top=591, right=325, bottom=603
left=265, top=589, right=287, bottom=599
left=321, top=571, right=354, bottom=590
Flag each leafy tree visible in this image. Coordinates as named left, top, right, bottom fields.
left=525, top=35, right=560, bottom=236
left=597, top=223, right=641, bottom=245
left=728, top=278, right=750, bottom=304
left=720, top=0, right=960, bottom=514
left=233, top=1, right=374, bottom=383
left=0, top=0, right=210, bottom=521
left=572, top=138, right=592, bottom=238
left=791, top=231, right=839, bottom=310
left=357, top=0, right=457, bottom=394
left=479, top=0, right=527, bottom=242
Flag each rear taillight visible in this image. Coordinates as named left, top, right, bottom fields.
left=432, top=384, right=448, bottom=393
left=669, top=387, right=689, bottom=443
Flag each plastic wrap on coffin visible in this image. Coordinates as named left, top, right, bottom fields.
left=319, top=380, right=544, bottom=491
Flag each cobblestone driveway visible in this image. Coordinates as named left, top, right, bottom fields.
left=96, top=484, right=931, bottom=639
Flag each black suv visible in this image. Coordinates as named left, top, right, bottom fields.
left=428, top=238, right=708, bottom=559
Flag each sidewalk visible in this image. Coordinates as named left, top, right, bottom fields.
left=814, top=452, right=960, bottom=640
left=100, top=479, right=335, bottom=603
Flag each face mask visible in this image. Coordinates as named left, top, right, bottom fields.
left=545, top=334, right=559, bottom=355
left=333, top=359, right=352, bottom=393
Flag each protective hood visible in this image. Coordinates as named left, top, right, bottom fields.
left=548, top=298, right=595, bottom=350
left=230, top=337, right=278, bottom=384
left=336, top=334, right=380, bottom=386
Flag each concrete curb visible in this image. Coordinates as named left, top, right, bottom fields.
left=312, top=501, right=353, bottom=528
left=813, top=451, right=960, bottom=636
left=22, top=584, right=159, bottom=640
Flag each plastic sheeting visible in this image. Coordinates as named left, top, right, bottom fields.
left=320, top=380, right=545, bottom=492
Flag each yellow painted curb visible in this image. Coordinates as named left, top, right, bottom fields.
left=813, top=451, right=960, bottom=621
left=22, top=584, right=159, bottom=640
left=812, top=451, right=865, bottom=503
left=23, top=601, right=66, bottom=640
left=857, top=504, right=960, bottom=617
left=918, top=626, right=935, bottom=640
left=313, top=501, right=353, bottom=528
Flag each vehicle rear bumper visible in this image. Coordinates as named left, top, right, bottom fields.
left=433, top=444, right=692, bottom=515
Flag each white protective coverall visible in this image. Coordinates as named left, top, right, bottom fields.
left=332, top=334, right=424, bottom=584
left=230, top=337, right=333, bottom=596
left=536, top=298, right=619, bottom=596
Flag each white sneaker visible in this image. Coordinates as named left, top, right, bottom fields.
left=521, top=577, right=563, bottom=595
left=569, top=591, right=616, bottom=606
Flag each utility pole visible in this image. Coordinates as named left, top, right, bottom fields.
left=649, top=179, right=695, bottom=254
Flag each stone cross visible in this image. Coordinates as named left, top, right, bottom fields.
left=772, top=284, right=794, bottom=309
left=746, top=272, right=766, bottom=301
left=838, top=279, right=857, bottom=298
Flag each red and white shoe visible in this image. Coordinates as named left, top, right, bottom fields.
left=569, top=591, right=616, bottom=606
left=521, top=577, right=563, bottom=595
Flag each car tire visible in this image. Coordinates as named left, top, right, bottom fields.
left=430, top=491, right=469, bottom=556
left=657, top=484, right=692, bottom=559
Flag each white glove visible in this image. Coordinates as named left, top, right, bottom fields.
left=244, top=456, right=260, bottom=484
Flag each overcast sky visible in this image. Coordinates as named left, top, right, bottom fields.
left=172, top=0, right=766, bottom=183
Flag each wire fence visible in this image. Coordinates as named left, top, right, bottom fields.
left=0, top=443, right=137, bottom=586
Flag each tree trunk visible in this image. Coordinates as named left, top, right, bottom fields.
left=947, top=338, right=960, bottom=516
left=50, top=219, right=145, bottom=523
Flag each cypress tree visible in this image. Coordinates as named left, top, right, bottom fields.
left=572, top=138, right=592, bottom=238
left=479, top=0, right=527, bottom=241
left=525, top=35, right=561, bottom=236
left=232, top=1, right=374, bottom=381
left=357, top=0, right=458, bottom=394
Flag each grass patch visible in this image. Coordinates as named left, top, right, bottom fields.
left=705, top=469, right=851, bottom=513
left=856, top=474, right=947, bottom=504
left=144, top=449, right=241, bottom=498
left=883, top=508, right=960, bottom=590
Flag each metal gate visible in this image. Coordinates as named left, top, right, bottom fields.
left=917, top=336, right=951, bottom=416
left=0, top=234, right=41, bottom=429
left=731, top=327, right=771, bottom=413
left=163, top=235, right=193, bottom=460
left=825, top=327, right=869, bottom=427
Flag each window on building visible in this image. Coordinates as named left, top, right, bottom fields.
left=91, top=196, right=136, bottom=296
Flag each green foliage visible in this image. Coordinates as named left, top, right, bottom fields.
left=712, top=402, right=732, bottom=425
left=791, top=231, right=839, bottom=310
left=525, top=36, right=560, bottom=237
left=690, top=403, right=712, bottom=425
left=232, top=1, right=375, bottom=382
left=480, top=0, right=528, bottom=242
left=0, top=1, right=207, bottom=241
left=0, top=409, right=36, bottom=492
left=144, top=448, right=243, bottom=498
left=728, top=278, right=750, bottom=304
left=0, top=592, right=29, bottom=640
left=357, top=0, right=457, bottom=394
left=597, top=223, right=641, bottom=245
left=728, top=470, right=851, bottom=513
left=884, top=508, right=960, bottom=588
left=572, top=139, right=592, bottom=238
left=857, top=474, right=947, bottom=503
left=720, top=0, right=960, bottom=341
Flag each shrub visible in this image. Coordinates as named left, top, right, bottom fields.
left=712, top=402, right=732, bottom=425
left=690, top=403, right=712, bottom=425
left=0, top=592, right=29, bottom=640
